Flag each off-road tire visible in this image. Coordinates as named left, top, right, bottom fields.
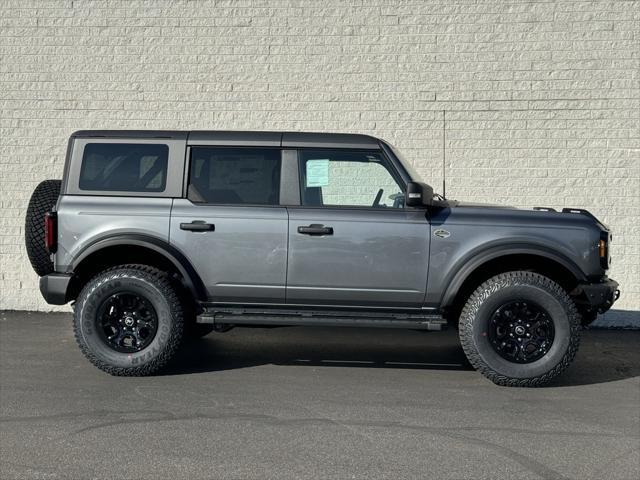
left=74, top=264, right=184, bottom=376
left=25, top=179, right=61, bottom=276
left=459, top=271, right=580, bottom=387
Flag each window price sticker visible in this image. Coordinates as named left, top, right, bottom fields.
left=306, top=159, right=330, bottom=187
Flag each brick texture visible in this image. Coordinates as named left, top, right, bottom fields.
left=1, top=0, right=638, bottom=312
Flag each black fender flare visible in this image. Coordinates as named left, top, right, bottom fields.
left=440, top=243, right=588, bottom=308
left=70, top=234, right=207, bottom=301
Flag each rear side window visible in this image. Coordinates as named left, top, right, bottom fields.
left=79, top=143, right=168, bottom=192
left=188, top=147, right=281, bottom=205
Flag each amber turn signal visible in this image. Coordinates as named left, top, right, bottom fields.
left=599, top=238, right=606, bottom=258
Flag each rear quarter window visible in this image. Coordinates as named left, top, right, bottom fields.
left=79, top=143, right=169, bottom=192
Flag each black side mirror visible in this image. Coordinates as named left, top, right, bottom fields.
left=405, top=182, right=434, bottom=207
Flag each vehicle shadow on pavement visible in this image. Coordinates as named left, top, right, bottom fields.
left=546, top=329, right=640, bottom=387
left=164, top=326, right=640, bottom=387
left=164, top=327, right=472, bottom=375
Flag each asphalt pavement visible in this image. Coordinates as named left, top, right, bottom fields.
left=1, top=310, right=638, bottom=480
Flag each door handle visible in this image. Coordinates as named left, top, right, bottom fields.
left=180, top=221, right=215, bottom=232
left=297, top=224, right=333, bottom=236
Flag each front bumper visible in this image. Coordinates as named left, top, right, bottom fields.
left=575, top=278, right=620, bottom=313
left=39, top=273, right=72, bottom=305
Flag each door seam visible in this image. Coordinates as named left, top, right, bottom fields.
left=284, top=206, right=290, bottom=303
left=168, top=198, right=174, bottom=244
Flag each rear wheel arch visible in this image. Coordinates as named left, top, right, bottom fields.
left=442, top=248, right=586, bottom=317
left=68, top=235, right=206, bottom=303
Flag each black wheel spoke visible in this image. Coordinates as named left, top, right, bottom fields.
left=488, top=301, right=555, bottom=364
left=110, top=328, right=127, bottom=347
left=96, top=292, right=158, bottom=353
left=137, top=319, right=152, bottom=329
left=129, top=329, right=144, bottom=347
left=104, top=297, right=120, bottom=318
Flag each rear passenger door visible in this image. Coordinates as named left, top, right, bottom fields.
left=170, top=146, right=288, bottom=304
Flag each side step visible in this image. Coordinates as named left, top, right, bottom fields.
left=197, top=306, right=447, bottom=331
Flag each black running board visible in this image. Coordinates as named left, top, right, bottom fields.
left=197, top=307, right=446, bottom=331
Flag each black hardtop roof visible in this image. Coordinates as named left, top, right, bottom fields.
left=71, top=130, right=383, bottom=149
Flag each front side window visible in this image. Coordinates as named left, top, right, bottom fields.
left=79, top=143, right=168, bottom=192
left=299, top=149, right=404, bottom=208
left=188, top=147, right=281, bottom=205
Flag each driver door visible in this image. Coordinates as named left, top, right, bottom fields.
left=286, top=149, right=430, bottom=308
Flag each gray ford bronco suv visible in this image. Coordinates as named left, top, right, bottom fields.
left=25, top=130, right=619, bottom=386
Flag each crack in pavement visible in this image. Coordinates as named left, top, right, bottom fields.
left=1, top=409, right=637, bottom=441
left=2, top=408, right=635, bottom=480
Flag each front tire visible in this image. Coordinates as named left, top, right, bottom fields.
left=74, top=265, right=184, bottom=376
left=459, top=271, right=580, bottom=387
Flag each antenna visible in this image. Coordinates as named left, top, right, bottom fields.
left=442, top=109, right=446, bottom=199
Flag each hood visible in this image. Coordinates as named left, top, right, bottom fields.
left=434, top=199, right=607, bottom=231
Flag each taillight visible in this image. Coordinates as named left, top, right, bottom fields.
left=44, top=212, right=57, bottom=254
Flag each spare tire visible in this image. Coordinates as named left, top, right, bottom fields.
left=25, top=179, right=61, bottom=276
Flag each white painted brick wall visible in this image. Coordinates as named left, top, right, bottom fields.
left=1, top=0, right=638, bottom=315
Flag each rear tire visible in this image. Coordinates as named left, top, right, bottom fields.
left=74, top=264, right=184, bottom=376
left=25, top=179, right=61, bottom=276
left=459, top=271, right=580, bottom=387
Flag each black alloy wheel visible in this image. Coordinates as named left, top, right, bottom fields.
left=97, top=292, right=159, bottom=353
left=488, top=301, right=555, bottom=364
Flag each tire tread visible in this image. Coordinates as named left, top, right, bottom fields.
left=459, top=271, right=580, bottom=387
left=73, top=264, right=184, bottom=376
left=25, top=179, right=61, bottom=276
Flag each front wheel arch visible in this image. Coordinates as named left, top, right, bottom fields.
left=442, top=251, right=584, bottom=320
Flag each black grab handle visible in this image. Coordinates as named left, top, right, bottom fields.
left=180, top=221, right=215, bottom=232
left=297, top=224, right=333, bottom=236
